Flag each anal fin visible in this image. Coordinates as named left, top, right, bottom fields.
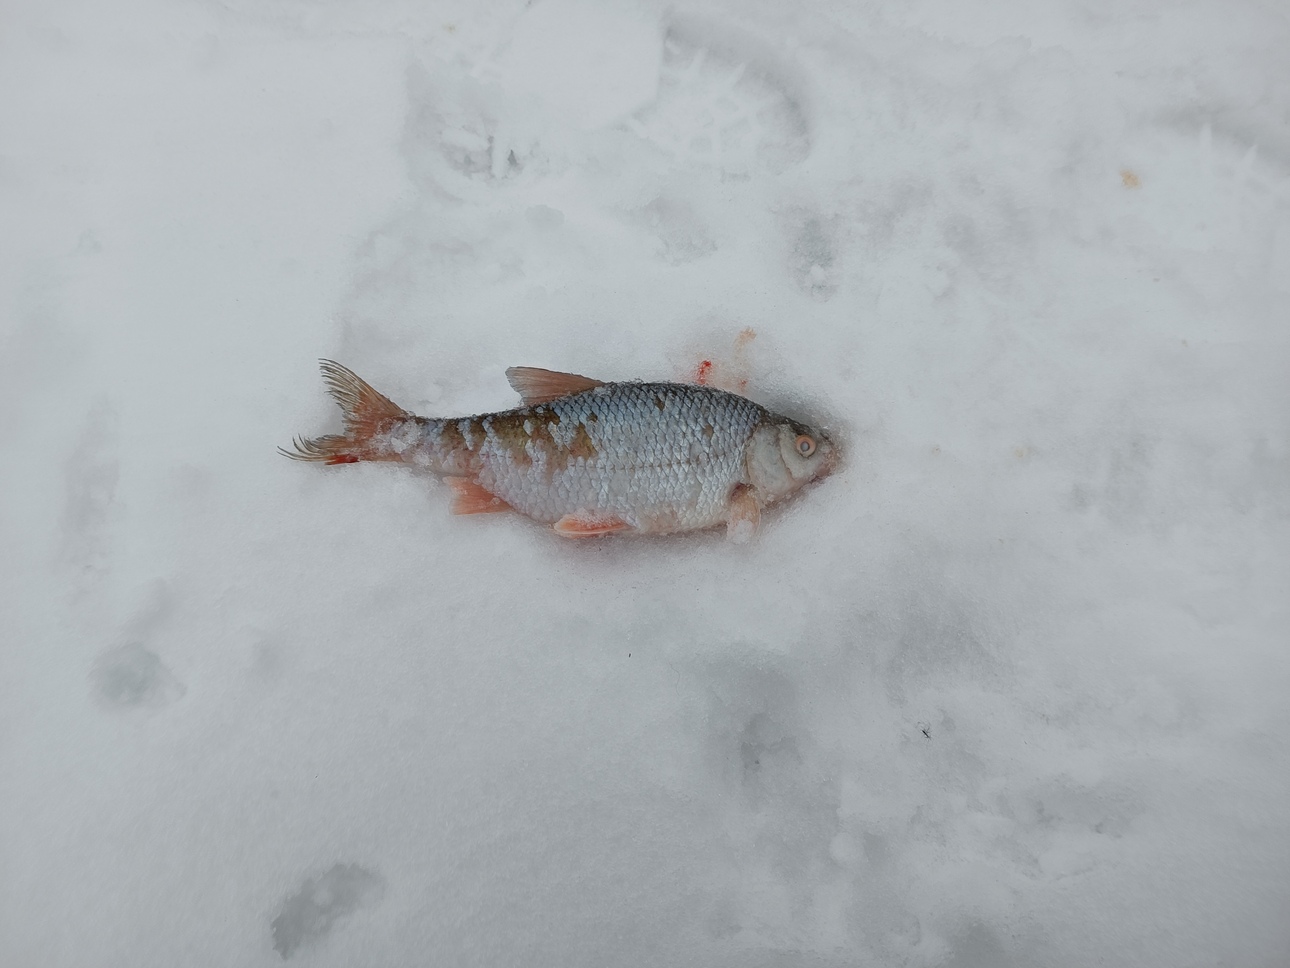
left=447, top=478, right=511, bottom=515
left=553, top=512, right=631, bottom=538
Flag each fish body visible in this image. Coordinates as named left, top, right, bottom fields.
left=283, top=361, right=835, bottom=542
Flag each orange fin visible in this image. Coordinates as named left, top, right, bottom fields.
left=281, top=360, right=412, bottom=464
left=446, top=477, right=511, bottom=515
left=726, top=484, right=761, bottom=544
left=552, top=511, right=631, bottom=538
left=505, top=367, right=605, bottom=406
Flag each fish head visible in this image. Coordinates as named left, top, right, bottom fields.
left=746, top=417, right=837, bottom=504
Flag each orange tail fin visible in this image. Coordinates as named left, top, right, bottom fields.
left=280, top=360, right=412, bottom=464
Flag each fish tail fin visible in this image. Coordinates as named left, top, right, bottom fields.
left=280, top=360, right=413, bottom=464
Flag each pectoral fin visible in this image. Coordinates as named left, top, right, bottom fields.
left=726, top=485, right=761, bottom=544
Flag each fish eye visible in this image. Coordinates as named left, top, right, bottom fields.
left=795, top=434, right=816, bottom=458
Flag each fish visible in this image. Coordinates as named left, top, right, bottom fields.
left=281, top=360, right=837, bottom=542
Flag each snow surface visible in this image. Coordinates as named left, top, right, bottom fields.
left=3, top=0, right=1289, bottom=964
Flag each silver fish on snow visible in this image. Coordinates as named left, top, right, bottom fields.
left=281, top=361, right=836, bottom=542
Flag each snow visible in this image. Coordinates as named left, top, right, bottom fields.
left=2, top=0, right=1289, bottom=964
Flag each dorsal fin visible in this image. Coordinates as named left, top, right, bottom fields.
left=505, top=366, right=606, bottom=406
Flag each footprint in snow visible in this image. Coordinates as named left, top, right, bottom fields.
left=629, top=20, right=811, bottom=176
left=271, top=863, right=385, bottom=960
left=91, top=642, right=185, bottom=710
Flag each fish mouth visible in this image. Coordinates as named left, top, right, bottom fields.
left=816, top=443, right=840, bottom=478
